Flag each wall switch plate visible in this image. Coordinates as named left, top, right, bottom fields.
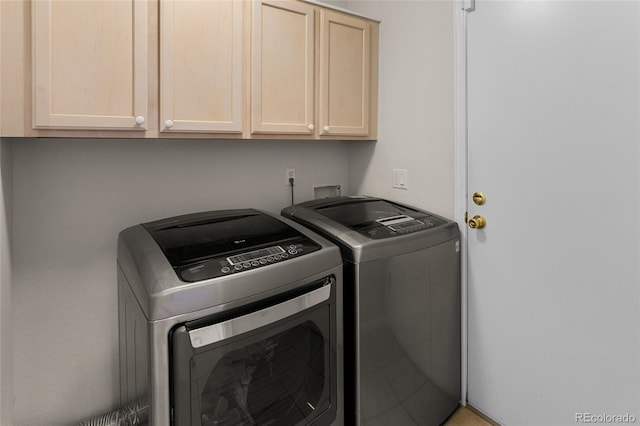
left=392, top=169, right=408, bottom=190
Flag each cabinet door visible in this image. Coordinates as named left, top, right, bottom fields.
left=319, top=10, right=370, bottom=137
left=32, top=0, right=148, bottom=130
left=161, top=0, right=243, bottom=133
left=252, top=0, right=315, bottom=135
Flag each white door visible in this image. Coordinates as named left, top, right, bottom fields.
left=466, top=1, right=640, bottom=424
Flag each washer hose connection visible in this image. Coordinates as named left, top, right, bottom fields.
left=76, top=397, right=148, bottom=426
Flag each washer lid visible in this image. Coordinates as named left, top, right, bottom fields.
left=310, top=198, right=447, bottom=239
left=143, top=209, right=306, bottom=268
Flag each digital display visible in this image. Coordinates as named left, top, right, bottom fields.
left=227, top=246, right=285, bottom=265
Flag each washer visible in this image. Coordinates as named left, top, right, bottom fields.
left=282, top=196, right=461, bottom=425
left=117, top=209, right=343, bottom=426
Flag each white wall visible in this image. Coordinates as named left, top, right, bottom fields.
left=347, top=0, right=455, bottom=218
left=11, top=138, right=351, bottom=425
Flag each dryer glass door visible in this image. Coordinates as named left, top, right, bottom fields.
left=170, top=278, right=337, bottom=426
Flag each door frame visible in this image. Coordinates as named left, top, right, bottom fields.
left=453, top=0, right=470, bottom=407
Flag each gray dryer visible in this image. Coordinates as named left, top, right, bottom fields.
left=118, top=209, right=344, bottom=426
left=282, top=196, right=460, bottom=426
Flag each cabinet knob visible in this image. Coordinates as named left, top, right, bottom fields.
left=165, top=120, right=174, bottom=129
left=308, top=124, right=315, bottom=131
left=323, top=126, right=330, bottom=133
left=135, top=116, right=145, bottom=125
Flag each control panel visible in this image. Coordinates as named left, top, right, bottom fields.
left=177, top=238, right=321, bottom=282
left=386, top=219, right=430, bottom=233
left=358, top=214, right=446, bottom=239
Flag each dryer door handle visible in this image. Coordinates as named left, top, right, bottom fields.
left=187, top=281, right=332, bottom=348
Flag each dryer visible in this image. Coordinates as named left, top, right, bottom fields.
left=117, top=209, right=343, bottom=426
left=283, top=196, right=461, bottom=426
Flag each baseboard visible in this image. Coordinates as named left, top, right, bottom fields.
left=466, top=404, right=501, bottom=426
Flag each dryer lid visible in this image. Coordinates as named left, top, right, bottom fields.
left=143, top=209, right=303, bottom=268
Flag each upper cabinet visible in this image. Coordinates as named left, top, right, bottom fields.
left=160, top=0, right=244, bottom=134
left=32, top=0, right=148, bottom=131
left=0, top=0, right=378, bottom=140
left=251, top=0, right=378, bottom=139
left=319, top=10, right=371, bottom=137
left=251, top=0, right=316, bottom=135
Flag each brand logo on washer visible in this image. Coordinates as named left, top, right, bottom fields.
left=234, top=240, right=246, bottom=244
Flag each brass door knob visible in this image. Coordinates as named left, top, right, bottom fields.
left=472, top=191, right=486, bottom=205
left=468, top=215, right=487, bottom=230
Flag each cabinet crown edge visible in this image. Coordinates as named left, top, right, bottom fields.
left=298, top=0, right=381, bottom=23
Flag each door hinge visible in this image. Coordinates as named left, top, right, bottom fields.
left=462, top=0, right=476, bottom=13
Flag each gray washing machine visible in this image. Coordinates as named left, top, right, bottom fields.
left=118, top=209, right=343, bottom=426
left=282, top=196, right=460, bottom=426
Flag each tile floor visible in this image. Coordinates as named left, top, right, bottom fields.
left=355, top=323, right=493, bottom=426
left=445, top=406, right=494, bottom=426
left=359, top=325, right=460, bottom=425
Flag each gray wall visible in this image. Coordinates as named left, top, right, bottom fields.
left=11, top=138, right=351, bottom=425
left=1, top=140, right=12, bottom=426
left=6, top=1, right=457, bottom=424
left=348, top=0, right=455, bottom=218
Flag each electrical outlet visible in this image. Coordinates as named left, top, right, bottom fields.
left=285, top=168, right=296, bottom=185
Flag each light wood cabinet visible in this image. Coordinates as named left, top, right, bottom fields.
left=251, top=0, right=378, bottom=139
left=160, top=0, right=244, bottom=134
left=319, top=9, right=371, bottom=137
left=32, top=0, right=148, bottom=131
left=1, top=0, right=377, bottom=139
left=251, top=0, right=316, bottom=135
